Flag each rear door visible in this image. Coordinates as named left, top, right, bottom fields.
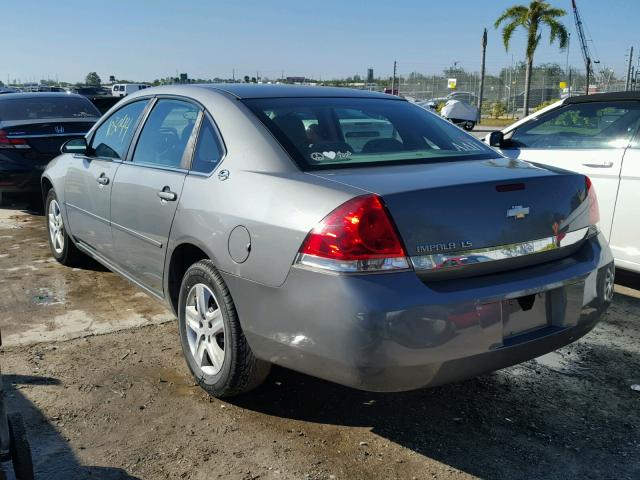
left=609, top=132, right=640, bottom=272
left=64, top=100, right=149, bottom=258
left=500, top=100, right=640, bottom=240
left=109, top=98, right=201, bottom=294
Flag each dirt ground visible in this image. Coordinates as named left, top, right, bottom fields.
left=1, top=207, right=639, bottom=479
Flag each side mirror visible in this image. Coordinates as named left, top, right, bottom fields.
left=488, top=131, right=505, bottom=148
left=61, top=137, right=88, bottom=155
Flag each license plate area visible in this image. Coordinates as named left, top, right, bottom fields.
left=502, top=292, right=548, bottom=338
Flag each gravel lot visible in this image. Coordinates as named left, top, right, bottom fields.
left=1, top=207, right=639, bottom=480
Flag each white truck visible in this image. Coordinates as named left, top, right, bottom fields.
left=111, top=84, right=149, bottom=97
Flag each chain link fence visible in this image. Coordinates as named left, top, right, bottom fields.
left=395, top=69, right=629, bottom=118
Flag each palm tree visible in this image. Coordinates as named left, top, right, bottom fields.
left=495, top=1, right=568, bottom=116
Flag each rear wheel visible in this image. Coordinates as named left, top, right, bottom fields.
left=45, top=189, right=85, bottom=266
left=598, top=263, right=615, bottom=304
left=178, top=260, right=270, bottom=397
left=8, top=413, right=34, bottom=480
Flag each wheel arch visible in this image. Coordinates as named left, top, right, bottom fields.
left=166, top=241, right=212, bottom=316
left=41, top=175, right=53, bottom=203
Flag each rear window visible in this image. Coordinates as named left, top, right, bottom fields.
left=0, top=96, right=100, bottom=121
left=243, top=97, right=495, bottom=170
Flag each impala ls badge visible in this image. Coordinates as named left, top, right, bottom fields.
left=507, top=205, right=530, bottom=220
left=54, top=126, right=65, bottom=134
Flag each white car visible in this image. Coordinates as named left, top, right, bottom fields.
left=486, top=92, right=640, bottom=273
left=111, top=83, right=149, bottom=97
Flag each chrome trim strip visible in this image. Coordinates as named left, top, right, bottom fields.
left=65, top=202, right=110, bottom=225
left=410, top=227, right=589, bottom=272
left=66, top=201, right=162, bottom=248
left=7, top=133, right=89, bottom=138
left=110, top=221, right=163, bottom=248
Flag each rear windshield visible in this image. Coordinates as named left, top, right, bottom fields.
left=0, top=97, right=101, bottom=121
left=243, top=97, right=496, bottom=170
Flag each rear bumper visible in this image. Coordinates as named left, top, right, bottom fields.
left=224, top=232, right=613, bottom=392
left=0, top=151, right=49, bottom=194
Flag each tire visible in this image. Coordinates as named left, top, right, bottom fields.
left=8, top=413, right=34, bottom=480
left=463, top=121, right=475, bottom=131
left=178, top=260, right=270, bottom=397
left=45, top=189, right=85, bottom=266
left=597, top=263, right=615, bottom=305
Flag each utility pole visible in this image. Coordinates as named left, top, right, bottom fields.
left=391, top=61, right=397, bottom=95
left=477, top=28, right=487, bottom=123
left=626, top=46, right=634, bottom=91
left=565, top=33, right=571, bottom=81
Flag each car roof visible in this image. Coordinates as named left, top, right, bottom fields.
left=565, top=91, right=640, bottom=104
left=0, top=92, right=88, bottom=101
left=195, top=83, right=402, bottom=100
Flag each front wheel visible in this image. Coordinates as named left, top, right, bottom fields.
left=463, top=121, right=476, bottom=131
left=45, top=189, right=85, bottom=266
left=178, top=260, right=270, bottom=397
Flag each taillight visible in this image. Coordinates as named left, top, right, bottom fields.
left=0, top=130, right=30, bottom=149
left=585, top=176, right=600, bottom=225
left=296, top=194, right=410, bottom=273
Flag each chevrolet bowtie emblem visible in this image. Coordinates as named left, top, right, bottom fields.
left=507, top=205, right=530, bottom=219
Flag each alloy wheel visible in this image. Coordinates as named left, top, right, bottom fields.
left=184, top=283, right=226, bottom=376
left=48, top=199, right=64, bottom=255
left=604, top=265, right=615, bottom=302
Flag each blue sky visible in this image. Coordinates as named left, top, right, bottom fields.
left=3, top=0, right=638, bottom=83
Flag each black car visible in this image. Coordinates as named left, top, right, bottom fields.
left=86, top=95, right=121, bottom=114
left=0, top=92, right=100, bottom=205
left=66, top=86, right=111, bottom=96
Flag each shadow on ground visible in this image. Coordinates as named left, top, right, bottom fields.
left=3, top=374, right=140, bottom=480
left=616, top=269, right=640, bottom=291
left=232, top=327, right=639, bottom=479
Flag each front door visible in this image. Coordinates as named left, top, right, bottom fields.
left=64, top=100, right=149, bottom=259
left=500, top=100, right=640, bottom=241
left=609, top=135, right=640, bottom=272
left=110, top=98, right=200, bottom=295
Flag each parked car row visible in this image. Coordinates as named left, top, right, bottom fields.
left=1, top=83, right=150, bottom=98
left=37, top=84, right=613, bottom=398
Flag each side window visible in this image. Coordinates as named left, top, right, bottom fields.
left=191, top=117, right=224, bottom=174
left=510, top=101, right=640, bottom=149
left=90, top=100, right=148, bottom=159
left=131, top=99, right=199, bottom=169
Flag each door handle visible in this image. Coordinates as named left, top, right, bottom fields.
left=582, top=161, right=614, bottom=168
left=96, top=174, right=109, bottom=185
left=157, top=188, right=177, bottom=202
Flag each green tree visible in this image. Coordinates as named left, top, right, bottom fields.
left=495, top=1, right=568, bottom=116
left=490, top=101, right=507, bottom=119
left=85, top=71, right=102, bottom=86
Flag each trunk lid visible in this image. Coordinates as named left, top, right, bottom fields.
left=312, top=158, right=591, bottom=274
left=1, top=119, right=96, bottom=156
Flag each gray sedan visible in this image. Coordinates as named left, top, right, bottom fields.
left=42, top=84, right=614, bottom=397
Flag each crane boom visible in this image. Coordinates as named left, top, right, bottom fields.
left=572, top=0, right=596, bottom=93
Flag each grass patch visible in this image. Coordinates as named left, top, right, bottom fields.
left=478, top=117, right=517, bottom=127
